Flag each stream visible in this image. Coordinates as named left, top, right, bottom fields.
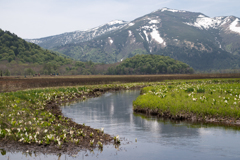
left=1, top=90, right=240, bottom=160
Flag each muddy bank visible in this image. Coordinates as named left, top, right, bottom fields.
left=133, top=108, right=240, bottom=127
left=0, top=86, right=142, bottom=156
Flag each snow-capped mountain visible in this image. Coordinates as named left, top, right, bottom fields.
left=184, top=14, right=239, bottom=31
left=27, top=8, right=240, bottom=70
left=26, top=20, right=127, bottom=49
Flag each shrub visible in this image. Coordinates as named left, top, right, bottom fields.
left=185, top=88, right=194, bottom=92
left=197, top=88, right=205, bottom=93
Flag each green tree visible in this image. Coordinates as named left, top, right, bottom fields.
left=4, top=69, right=10, bottom=76
left=24, top=68, right=35, bottom=75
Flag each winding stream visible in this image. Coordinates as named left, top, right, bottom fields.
left=1, top=90, right=240, bottom=160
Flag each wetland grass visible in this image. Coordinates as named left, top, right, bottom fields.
left=1, top=78, right=240, bottom=154
left=0, top=82, right=154, bottom=153
left=133, top=79, right=240, bottom=123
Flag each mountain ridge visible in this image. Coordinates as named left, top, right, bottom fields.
left=26, top=7, right=240, bottom=71
left=26, top=20, right=128, bottom=49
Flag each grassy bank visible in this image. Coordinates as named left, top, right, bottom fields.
left=133, top=79, right=240, bottom=124
left=1, top=78, right=240, bottom=154
left=0, top=82, right=152, bottom=154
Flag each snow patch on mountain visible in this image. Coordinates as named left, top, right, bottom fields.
left=139, top=33, right=144, bottom=40
left=229, top=18, right=240, bottom=34
left=27, top=20, right=128, bottom=48
left=128, top=30, right=132, bottom=37
left=143, top=30, right=149, bottom=42
left=149, top=20, right=160, bottom=24
left=220, top=17, right=231, bottom=26
left=140, top=24, right=165, bottom=45
left=198, top=15, right=206, bottom=18
left=184, top=16, right=228, bottom=30
left=108, top=37, right=113, bottom=44
left=28, top=39, right=42, bottom=44
left=107, top=20, right=125, bottom=25
left=88, top=22, right=126, bottom=33
left=128, top=23, right=135, bottom=26
left=161, top=7, right=186, bottom=13
left=150, top=28, right=164, bottom=44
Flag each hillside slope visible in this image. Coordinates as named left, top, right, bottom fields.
left=0, top=29, right=73, bottom=64
left=26, top=8, right=240, bottom=71
left=0, top=29, right=93, bottom=75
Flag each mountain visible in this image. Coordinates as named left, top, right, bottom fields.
left=0, top=27, right=196, bottom=76
left=26, top=20, right=127, bottom=49
left=26, top=8, right=240, bottom=71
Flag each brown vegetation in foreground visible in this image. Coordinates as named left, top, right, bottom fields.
left=1, top=73, right=240, bottom=92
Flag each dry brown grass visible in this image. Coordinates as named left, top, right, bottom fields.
left=1, top=73, right=240, bottom=92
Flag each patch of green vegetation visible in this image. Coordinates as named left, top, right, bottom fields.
left=225, top=44, right=232, bottom=53
left=0, top=88, right=87, bottom=146
left=133, top=79, right=240, bottom=119
left=0, top=82, right=161, bottom=146
left=53, top=43, right=118, bottom=64
left=233, top=51, right=239, bottom=56
left=107, top=54, right=194, bottom=75
left=127, top=49, right=147, bottom=58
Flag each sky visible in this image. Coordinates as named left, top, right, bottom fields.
left=1, top=0, right=240, bottom=39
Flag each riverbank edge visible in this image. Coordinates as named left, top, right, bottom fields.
left=133, top=79, right=240, bottom=127
left=133, top=108, right=240, bottom=126
left=0, top=85, right=144, bottom=156
left=133, top=87, right=240, bottom=127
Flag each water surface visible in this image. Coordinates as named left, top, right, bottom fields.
left=1, top=90, right=240, bottom=160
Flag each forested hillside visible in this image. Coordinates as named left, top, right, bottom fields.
left=0, top=29, right=71, bottom=65
left=107, top=54, right=194, bottom=74
left=0, top=29, right=98, bottom=76
left=155, top=45, right=239, bottom=71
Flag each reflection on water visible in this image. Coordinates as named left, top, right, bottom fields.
left=1, top=90, right=240, bottom=160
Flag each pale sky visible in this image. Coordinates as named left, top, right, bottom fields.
left=1, top=0, right=239, bottom=39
